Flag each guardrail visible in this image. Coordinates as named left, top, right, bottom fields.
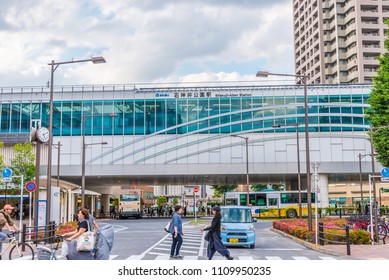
left=318, top=221, right=351, bottom=256
left=22, top=221, right=56, bottom=245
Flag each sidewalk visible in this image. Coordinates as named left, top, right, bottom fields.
left=271, top=227, right=389, bottom=260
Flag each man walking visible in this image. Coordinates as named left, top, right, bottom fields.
left=169, top=205, right=184, bottom=259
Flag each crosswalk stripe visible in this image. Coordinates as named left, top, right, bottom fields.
left=150, top=247, right=198, bottom=254
left=158, top=243, right=200, bottom=249
left=125, top=255, right=143, bottom=260
left=155, top=255, right=171, bottom=260
left=319, top=256, right=337, bottom=260
left=292, top=256, right=309, bottom=260
left=148, top=252, right=170, bottom=256
left=238, top=256, right=254, bottom=260
left=109, top=255, right=119, bottom=260
left=265, top=256, right=282, bottom=260
left=183, top=256, right=198, bottom=260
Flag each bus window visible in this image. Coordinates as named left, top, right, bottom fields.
left=301, top=193, right=316, bottom=203
left=268, top=198, right=278, bottom=206
left=239, top=194, right=247, bottom=206
left=280, top=193, right=299, bottom=204
left=255, top=194, right=266, bottom=206
left=249, top=194, right=256, bottom=205
left=225, top=198, right=238, bottom=205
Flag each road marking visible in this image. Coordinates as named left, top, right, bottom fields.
left=109, top=255, right=118, bottom=260
left=265, top=256, right=282, bottom=260
left=292, top=256, right=309, bottom=260
left=258, top=248, right=303, bottom=251
left=238, top=256, right=254, bottom=260
left=319, top=256, right=337, bottom=260
left=126, top=255, right=143, bottom=260
left=155, top=255, right=170, bottom=260
left=184, top=256, right=198, bottom=260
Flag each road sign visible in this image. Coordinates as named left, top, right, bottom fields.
left=2, top=168, right=12, bottom=178
left=2, top=177, right=11, bottom=183
left=25, top=181, right=37, bottom=193
left=193, top=187, right=199, bottom=193
left=381, top=177, right=389, bottom=182
left=381, top=167, right=389, bottom=177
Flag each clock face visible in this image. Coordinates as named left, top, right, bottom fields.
left=36, top=127, right=49, bottom=143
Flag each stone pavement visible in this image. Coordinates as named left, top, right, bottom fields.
left=272, top=227, right=389, bottom=260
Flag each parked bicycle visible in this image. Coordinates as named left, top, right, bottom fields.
left=36, top=235, right=64, bottom=260
left=0, top=231, right=34, bottom=260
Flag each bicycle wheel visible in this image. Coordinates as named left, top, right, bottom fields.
left=378, top=225, right=387, bottom=241
left=9, top=243, right=34, bottom=260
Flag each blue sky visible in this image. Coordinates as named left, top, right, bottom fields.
left=0, top=0, right=294, bottom=86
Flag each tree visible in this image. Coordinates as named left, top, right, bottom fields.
left=156, top=196, right=167, bottom=207
left=211, top=184, right=238, bottom=198
left=366, top=19, right=389, bottom=167
left=10, top=143, right=36, bottom=188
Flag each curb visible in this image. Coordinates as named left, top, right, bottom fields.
left=270, top=227, right=350, bottom=258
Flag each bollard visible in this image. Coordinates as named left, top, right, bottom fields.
left=318, top=222, right=324, bottom=246
left=346, top=225, right=351, bottom=255
left=22, top=224, right=27, bottom=251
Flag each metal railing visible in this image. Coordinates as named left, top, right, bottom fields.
left=318, top=221, right=351, bottom=255
left=22, top=221, right=56, bottom=245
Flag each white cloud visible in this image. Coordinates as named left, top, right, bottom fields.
left=0, top=0, right=293, bottom=86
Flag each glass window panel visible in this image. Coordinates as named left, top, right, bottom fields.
left=1, top=104, right=10, bottom=132
left=341, top=107, right=351, bottom=114
left=145, top=100, right=156, bottom=134
left=155, top=99, right=166, bottom=132
left=53, top=101, right=62, bottom=136
left=10, top=103, right=21, bottom=132
left=61, top=102, right=72, bottom=136
left=113, top=100, right=124, bottom=135
left=124, top=100, right=134, bottom=135
left=352, top=107, right=363, bottom=114
left=135, top=100, right=145, bottom=134
left=21, top=103, right=31, bottom=132
left=330, top=107, right=340, bottom=113
left=31, top=103, right=41, bottom=119
left=72, top=101, right=82, bottom=136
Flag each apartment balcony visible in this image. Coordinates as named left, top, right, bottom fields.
left=345, top=22, right=356, bottom=35
left=347, top=70, right=360, bottom=82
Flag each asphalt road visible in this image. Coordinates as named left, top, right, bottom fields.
left=99, top=218, right=347, bottom=260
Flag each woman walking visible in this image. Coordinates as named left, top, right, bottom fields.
left=201, top=206, right=233, bottom=260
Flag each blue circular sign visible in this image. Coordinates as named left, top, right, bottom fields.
left=2, top=168, right=12, bottom=178
left=25, top=181, right=37, bottom=193
left=381, top=167, right=389, bottom=177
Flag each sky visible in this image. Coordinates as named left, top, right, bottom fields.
left=0, top=0, right=294, bottom=87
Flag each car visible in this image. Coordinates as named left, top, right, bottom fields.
left=220, top=206, right=257, bottom=249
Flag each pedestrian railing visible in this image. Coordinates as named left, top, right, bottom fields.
left=317, top=222, right=351, bottom=256
left=22, top=221, right=57, bottom=245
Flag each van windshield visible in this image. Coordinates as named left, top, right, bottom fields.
left=221, top=208, right=253, bottom=223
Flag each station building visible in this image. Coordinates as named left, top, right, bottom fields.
left=0, top=82, right=385, bottom=222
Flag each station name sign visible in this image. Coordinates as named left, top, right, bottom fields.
left=155, top=92, right=253, bottom=99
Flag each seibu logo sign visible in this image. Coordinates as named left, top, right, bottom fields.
left=193, top=187, right=199, bottom=193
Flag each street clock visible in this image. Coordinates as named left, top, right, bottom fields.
left=36, top=127, right=50, bottom=143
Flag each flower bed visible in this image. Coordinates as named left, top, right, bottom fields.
left=55, top=221, right=77, bottom=235
left=273, top=218, right=370, bottom=244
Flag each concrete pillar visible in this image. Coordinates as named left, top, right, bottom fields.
left=101, top=194, right=110, bottom=216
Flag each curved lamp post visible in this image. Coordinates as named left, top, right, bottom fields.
left=257, top=71, right=312, bottom=231
left=46, top=56, right=106, bottom=223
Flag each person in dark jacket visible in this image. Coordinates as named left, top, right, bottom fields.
left=201, top=206, right=233, bottom=260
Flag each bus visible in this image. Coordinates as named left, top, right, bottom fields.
left=118, top=193, right=142, bottom=219
left=225, top=190, right=315, bottom=218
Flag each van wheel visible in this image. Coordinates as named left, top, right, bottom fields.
left=286, top=209, right=297, bottom=218
left=249, top=244, right=255, bottom=249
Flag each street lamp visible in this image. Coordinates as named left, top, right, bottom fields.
left=47, top=56, right=106, bottom=224
left=273, top=123, right=302, bottom=218
left=358, top=153, right=370, bottom=213
left=257, top=71, right=312, bottom=231
left=81, top=113, right=117, bottom=207
left=230, top=135, right=250, bottom=205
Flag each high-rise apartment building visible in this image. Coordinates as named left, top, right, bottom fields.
left=293, top=0, right=389, bottom=84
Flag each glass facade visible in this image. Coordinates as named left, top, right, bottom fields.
left=0, top=84, right=371, bottom=136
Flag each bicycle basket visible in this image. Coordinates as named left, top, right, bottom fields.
left=37, top=247, right=52, bottom=260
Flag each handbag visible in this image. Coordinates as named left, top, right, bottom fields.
left=204, top=231, right=210, bottom=242
left=164, top=221, right=171, bottom=233
left=76, top=221, right=95, bottom=252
